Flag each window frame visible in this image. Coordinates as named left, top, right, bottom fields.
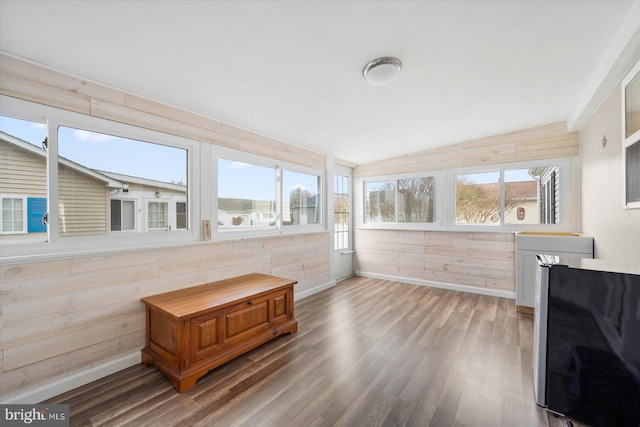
left=0, top=95, right=201, bottom=259
left=357, top=171, right=444, bottom=231
left=448, top=158, right=571, bottom=231
left=110, top=198, right=136, bottom=233
left=356, top=158, right=572, bottom=232
left=212, top=146, right=325, bottom=239
left=146, top=200, right=170, bottom=231
left=622, top=58, right=640, bottom=209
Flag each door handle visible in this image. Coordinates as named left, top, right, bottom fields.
left=341, top=250, right=356, bottom=255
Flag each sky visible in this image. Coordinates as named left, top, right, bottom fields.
left=2, top=114, right=530, bottom=197
left=1, top=115, right=319, bottom=200
left=1, top=115, right=187, bottom=184
left=218, top=158, right=319, bottom=201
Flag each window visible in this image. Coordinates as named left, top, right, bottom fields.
left=365, top=177, right=435, bottom=224
left=455, top=172, right=500, bottom=224
left=455, top=166, right=560, bottom=226
left=148, top=201, right=168, bottom=230
left=334, top=173, right=349, bottom=250
left=1, top=95, right=200, bottom=257
left=626, top=141, right=640, bottom=206
left=358, top=159, right=569, bottom=231
left=1, top=196, right=26, bottom=233
left=365, top=181, right=395, bottom=223
left=283, top=169, right=321, bottom=226
left=57, top=126, right=188, bottom=237
left=398, top=177, right=435, bottom=223
left=215, top=152, right=324, bottom=235
left=111, top=199, right=135, bottom=232
left=1, top=114, right=48, bottom=242
left=176, top=202, right=187, bottom=230
left=623, top=59, right=640, bottom=208
left=217, top=158, right=277, bottom=230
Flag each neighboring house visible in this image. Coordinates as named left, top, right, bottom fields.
left=505, top=180, right=539, bottom=224
left=218, top=198, right=281, bottom=228
left=99, top=171, right=188, bottom=233
left=530, top=166, right=560, bottom=224
left=454, top=166, right=562, bottom=225
left=0, top=132, right=187, bottom=240
left=0, top=132, right=122, bottom=240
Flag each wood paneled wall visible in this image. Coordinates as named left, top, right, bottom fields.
left=356, top=230, right=515, bottom=291
left=0, top=54, right=330, bottom=401
left=0, top=53, right=325, bottom=171
left=354, top=122, right=579, bottom=295
left=0, top=233, right=329, bottom=400
left=354, top=121, right=578, bottom=178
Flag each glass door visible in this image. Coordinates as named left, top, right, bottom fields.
left=333, top=166, right=353, bottom=280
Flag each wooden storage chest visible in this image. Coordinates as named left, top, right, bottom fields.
left=141, top=273, right=297, bottom=392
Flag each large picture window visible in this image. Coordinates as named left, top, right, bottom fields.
left=217, top=158, right=277, bottom=230
left=365, top=181, right=395, bottom=223
left=57, top=126, right=188, bottom=237
left=455, top=166, right=561, bottom=226
left=358, top=159, right=569, bottom=231
left=215, top=154, right=324, bottom=234
left=283, top=169, right=321, bottom=226
left=1, top=115, right=48, bottom=242
left=1, top=95, right=199, bottom=257
left=364, top=176, right=435, bottom=224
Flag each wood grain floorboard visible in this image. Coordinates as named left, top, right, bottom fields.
left=43, top=276, right=589, bottom=426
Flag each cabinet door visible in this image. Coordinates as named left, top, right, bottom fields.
left=191, top=310, right=223, bottom=362
left=224, top=294, right=271, bottom=345
left=271, top=289, right=290, bottom=324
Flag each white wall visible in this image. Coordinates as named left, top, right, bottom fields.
left=580, top=83, right=640, bottom=264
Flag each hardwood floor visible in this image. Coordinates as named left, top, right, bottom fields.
left=44, top=276, right=584, bottom=426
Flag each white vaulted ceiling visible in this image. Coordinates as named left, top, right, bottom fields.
left=1, top=1, right=639, bottom=164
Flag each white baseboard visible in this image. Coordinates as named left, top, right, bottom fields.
left=294, top=279, right=337, bottom=301
left=0, top=351, right=141, bottom=404
left=356, top=271, right=516, bottom=299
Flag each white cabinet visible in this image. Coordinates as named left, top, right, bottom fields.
left=515, top=232, right=593, bottom=309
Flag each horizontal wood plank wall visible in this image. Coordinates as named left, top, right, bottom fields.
left=0, top=233, right=329, bottom=399
left=353, top=121, right=578, bottom=178
left=354, top=122, right=579, bottom=294
left=356, top=230, right=515, bottom=290
left=0, top=54, right=325, bottom=170
left=0, top=54, right=329, bottom=400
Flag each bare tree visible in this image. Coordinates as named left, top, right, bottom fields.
left=455, top=176, right=527, bottom=224
left=399, top=177, right=434, bottom=222
left=366, top=181, right=395, bottom=221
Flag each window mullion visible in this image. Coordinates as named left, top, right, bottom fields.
left=276, top=166, right=282, bottom=229
left=47, top=118, right=59, bottom=243
left=395, top=179, right=399, bottom=223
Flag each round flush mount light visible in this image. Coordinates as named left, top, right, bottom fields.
left=363, top=57, right=402, bottom=86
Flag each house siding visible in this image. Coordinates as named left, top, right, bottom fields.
left=58, top=164, right=109, bottom=236
left=0, top=140, right=47, bottom=195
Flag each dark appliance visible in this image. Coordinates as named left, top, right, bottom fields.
left=534, top=256, right=640, bottom=427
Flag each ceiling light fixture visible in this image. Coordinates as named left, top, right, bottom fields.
left=362, top=57, right=402, bottom=86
